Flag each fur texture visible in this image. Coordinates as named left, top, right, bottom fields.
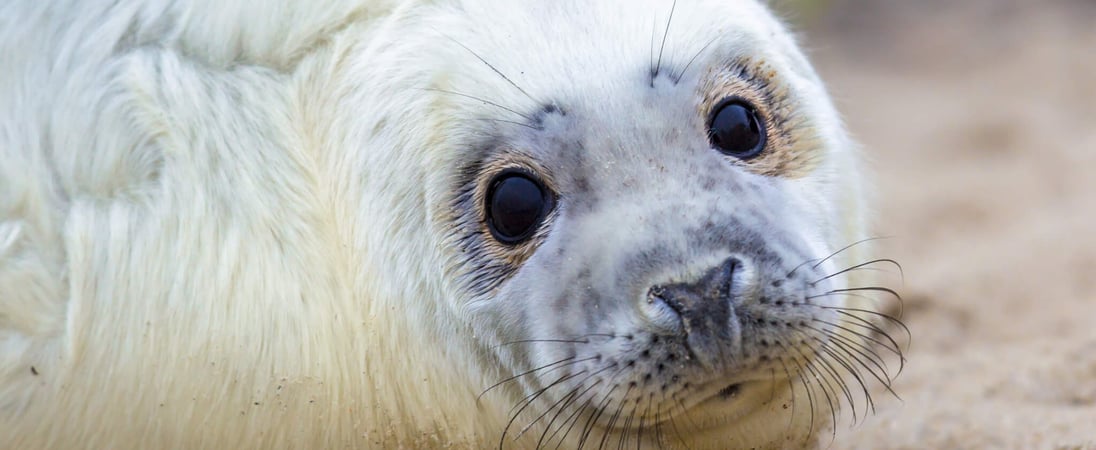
left=0, top=0, right=881, bottom=448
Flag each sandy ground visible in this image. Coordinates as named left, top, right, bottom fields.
left=776, top=0, right=1096, bottom=448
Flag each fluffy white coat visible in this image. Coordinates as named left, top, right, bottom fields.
left=0, top=0, right=872, bottom=448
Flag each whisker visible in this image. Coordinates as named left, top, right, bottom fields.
left=540, top=363, right=618, bottom=448
left=500, top=370, right=586, bottom=449
left=556, top=365, right=635, bottom=448
left=664, top=394, right=692, bottom=450
left=577, top=386, right=619, bottom=449
left=501, top=372, right=587, bottom=448
left=776, top=359, right=799, bottom=435
left=492, top=338, right=598, bottom=350
left=809, top=325, right=902, bottom=399
left=814, top=337, right=880, bottom=419
left=810, top=236, right=894, bottom=271
left=791, top=343, right=839, bottom=438
left=653, top=0, right=678, bottom=78
left=807, top=286, right=905, bottom=318
left=808, top=324, right=893, bottom=384
left=616, top=394, right=639, bottom=450
left=436, top=33, right=540, bottom=104
left=668, top=392, right=701, bottom=431
left=788, top=237, right=893, bottom=279
left=473, top=118, right=539, bottom=130
left=821, top=305, right=910, bottom=336
left=653, top=401, right=664, bottom=450
left=828, top=308, right=916, bottom=354
left=813, top=318, right=903, bottom=363
left=828, top=309, right=910, bottom=359
left=778, top=342, right=816, bottom=439
left=636, top=393, right=652, bottom=450
left=597, top=384, right=633, bottom=450
left=828, top=286, right=902, bottom=302
left=532, top=383, right=584, bottom=448
left=822, top=342, right=876, bottom=420
left=480, top=355, right=591, bottom=401
left=550, top=381, right=603, bottom=450
left=791, top=329, right=856, bottom=425
left=811, top=258, right=904, bottom=286
left=418, top=88, right=534, bottom=121
left=819, top=310, right=905, bottom=357
left=674, top=36, right=718, bottom=83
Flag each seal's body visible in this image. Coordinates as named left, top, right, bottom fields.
left=0, top=0, right=894, bottom=448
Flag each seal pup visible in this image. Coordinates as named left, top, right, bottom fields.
left=0, top=0, right=905, bottom=448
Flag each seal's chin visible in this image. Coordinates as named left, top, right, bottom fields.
left=589, top=377, right=785, bottom=435
left=673, top=378, right=791, bottom=432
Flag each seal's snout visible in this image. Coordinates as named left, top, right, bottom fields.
left=647, top=257, right=745, bottom=365
left=649, top=257, right=739, bottom=330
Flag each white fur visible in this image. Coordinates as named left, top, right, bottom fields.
left=0, top=0, right=872, bottom=448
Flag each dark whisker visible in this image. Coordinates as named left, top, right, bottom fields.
left=791, top=329, right=856, bottom=425
left=808, top=324, right=893, bottom=383
left=806, top=358, right=839, bottom=441
left=653, top=0, right=678, bottom=78
left=568, top=363, right=632, bottom=449
left=813, top=318, right=903, bottom=363
left=674, top=36, right=718, bottom=83
left=789, top=342, right=839, bottom=438
left=820, top=311, right=905, bottom=358
left=809, top=325, right=902, bottom=399
left=419, top=88, right=534, bottom=121
left=807, top=286, right=905, bottom=318
left=668, top=392, right=701, bottom=431
left=492, top=338, right=595, bottom=350
left=551, top=381, right=603, bottom=450
left=810, top=236, right=893, bottom=271
left=828, top=307, right=912, bottom=351
left=813, top=336, right=880, bottom=419
left=597, top=384, right=632, bottom=450
left=500, top=370, right=586, bottom=449
left=828, top=286, right=902, bottom=302
left=636, top=394, right=652, bottom=450
left=617, top=395, right=639, bottom=450
left=473, top=118, right=539, bottom=130
left=437, top=34, right=540, bottom=104
left=811, top=258, right=904, bottom=286
left=539, top=363, right=617, bottom=448
left=654, top=399, right=668, bottom=450
left=532, top=383, right=584, bottom=448
left=778, top=342, right=816, bottom=439
left=788, top=236, right=892, bottom=279
left=786, top=257, right=824, bottom=279
left=664, top=394, right=692, bottom=450
left=480, top=355, right=591, bottom=401
left=819, top=293, right=911, bottom=339
left=776, top=359, right=799, bottom=435
left=828, top=309, right=910, bottom=363
left=517, top=373, right=591, bottom=440
left=577, top=386, right=619, bottom=449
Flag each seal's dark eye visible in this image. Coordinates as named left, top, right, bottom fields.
left=708, top=99, right=766, bottom=159
left=486, top=172, right=552, bottom=245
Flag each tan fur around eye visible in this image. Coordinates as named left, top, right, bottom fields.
left=473, top=154, right=558, bottom=269
left=698, top=58, right=823, bottom=179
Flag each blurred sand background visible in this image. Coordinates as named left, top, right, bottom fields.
left=770, top=0, right=1096, bottom=447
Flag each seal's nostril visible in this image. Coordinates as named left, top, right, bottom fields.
left=711, top=257, right=739, bottom=300
left=646, top=285, right=665, bottom=304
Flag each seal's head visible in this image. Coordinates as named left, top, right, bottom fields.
left=338, top=0, right=902, bottom=448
